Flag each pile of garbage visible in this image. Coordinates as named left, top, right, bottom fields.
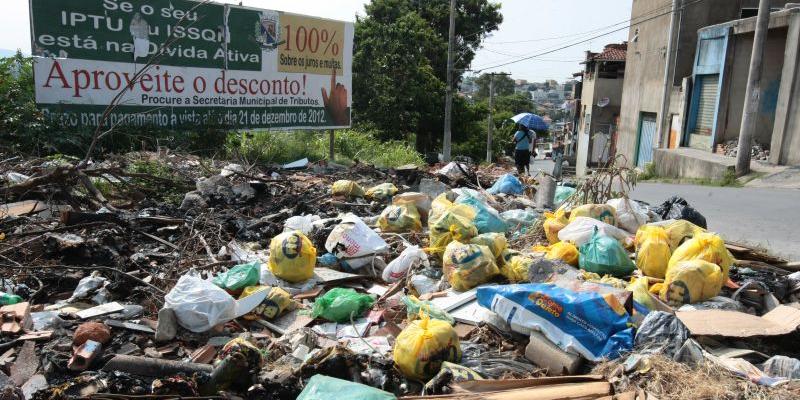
left=717, top=139, right=770, bottom=161
left=1, top=152, right=799, bottom=399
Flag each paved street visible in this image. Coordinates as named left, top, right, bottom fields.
left=631, top=183, right=800, bottom=262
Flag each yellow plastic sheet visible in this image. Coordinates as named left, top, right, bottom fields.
left=443, top=241, right=499, bottom=291
left=501, top=255, right=533, bottom=283
left=393, top=313, right=461, bottom=380
left=543, top=207, right=569, bottom=244
left=378, top=204, right=422, bottom=232
left=660, top=259, right=724, bottom=306
left=268, top=231, right=317, bottom=283
left=568, top=204, right=617, bottom=226
left=667, top=232, right=734, bottom=279
left=331, top=180, right=365, bottom=198
left=635, top=225, right=671, bottom=279
left=533, top=242, right=579, bottom=266
left=239, top=285, right=295, bottom=320
left=365, top=183, right=398, bottom=200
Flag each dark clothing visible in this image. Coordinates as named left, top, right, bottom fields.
left=514, top=149, right=531, bottom=175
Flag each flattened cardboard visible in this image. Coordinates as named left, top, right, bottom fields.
left=676, top=305, right=800, bottom=337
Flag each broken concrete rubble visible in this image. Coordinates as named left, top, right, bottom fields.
left=0, top=152, right=798, bottom=399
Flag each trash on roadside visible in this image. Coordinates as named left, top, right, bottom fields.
left=454, top=192, right=507, bottom=233
left=297, top=374, right=396, bottom=400
left=543, top=208, right=569, bottom=244
left=382, top=245, right=429, bottom=283
left=393, top=192, right=432, bottom=221
left=428, top=202, right=478, bottom=254
left=442, top=241, right=499, bottom=291
left=402, top=295, right=454, bottom=325
left=377, top=203, right=422, bottom=232
left=469, top=232, right=507, bottom=259
left=393, top=312, right=461, bottom=380
left=558, top=216, right=631, bottom=247
left=660, top=260, right=724, bottom=306
left=651, top=219, right=706, bottom=251
left=331, top=180, right=365, bottom=198
left=501, top=254, right=533, bottom=283
left=668, top=232, right=734, bottom=279
left=284, top=214, right=322, bottom=236
left=365, top=183, right=398, bottom=201
left=568, top=203, right=617, bottom=226
left=212, top=261, right=261, bottom=293
left=635, top=225, right=672, bottom=278
left=525, top=330, right=584, bottom=376
left=239, top=285, right=295, bottom=320
left=326, top=214, right=389, bottom=269
left=309, top=288, right=375, bottom=323
left=578, top=228, right=636, bottom=277
left=499, top=209, right=538, bottom=230
left=270, top=231, right=317, bottom=283
left=653, top=196, right=707, bottom=229
left=486, top=173, right=523, bottom=195
left=532, top=241, right=579, bottom=267
left=477, top=283, right=634, bottom=361
left=554, top=186, right=576, bottom=208
left=607, top=198, right=648, bottom=233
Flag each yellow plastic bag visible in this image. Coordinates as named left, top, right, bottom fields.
left=660, top=259, right=724, bottom=306
left=429, top=193, right=454, bottom=223
left=378, top=204, right=422, bottom=232
left=667, top=232, right=734, bottom=279
left=470, top=233, right=507, bottom=259
left=635, top=225, right=672, bottom=279
left=627, top=276, right=656, bottom=311
left=568, top=204, right=617, bottom=226
left=443, top=241, right=499, bottom=291
left=365, top=183, right=398, bottom=200
left=499, top=248, right=521, bottom=268
left=393, top=313, right=462, bottom=380
left=533, top=242, right=579, bottom=266
left=502, top=255, right=533, bottom=283
left=268, top=231, right=316, bottom=283
left=239, top=286, right=295, bottom=320
left=429, top=204, right=478, bottom=255
left=661, top=220, right=706, bottom=251
left=543, top=207, right=569, bottom=244
left=331, top=180, right=365, bottom=198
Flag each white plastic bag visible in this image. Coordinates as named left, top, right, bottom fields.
left=382, top=245, right=429, bottom=283
left=284, top=214, right=322, bottom=235
left=558, top=216, right=632, bottom=246
left=164, top=271, right=266, bottom=332
left=325, top=214, right=388, bottom=269
left=393, top=192, right=432, bottom=219
left=607, top=198, right=648, bottom=234
left=437, top=162, right=470, bottom=181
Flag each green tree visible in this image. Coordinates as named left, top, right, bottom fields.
left=352, top=0, right=502, bottom=153
left=473, top=72, right=515, bottom=100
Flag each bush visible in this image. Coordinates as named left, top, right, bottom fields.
left=225, top=128, right=424, bottom=168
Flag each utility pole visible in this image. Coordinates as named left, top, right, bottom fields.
left=486, top=75, right=494, bottom=163
left=736, top=0, right=771, bottom=176
left=442, top=0, right=456, bottom=162
left=656, top=0, right=681, bottom=148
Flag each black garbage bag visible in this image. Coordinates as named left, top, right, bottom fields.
left=652, top=196, right=707, bottom=229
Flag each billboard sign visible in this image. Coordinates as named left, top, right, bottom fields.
left=29, top=0, right=353, bottom=129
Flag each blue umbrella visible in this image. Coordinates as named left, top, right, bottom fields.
left=511, top=112, right=549, bottom=132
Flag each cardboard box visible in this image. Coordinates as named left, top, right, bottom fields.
left=524, top=331, right=584, bottom=376
left=676, top=304, right=800, bottom=337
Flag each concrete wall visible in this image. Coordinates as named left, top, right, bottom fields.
left=617, top=0, right=795, bottom=166
left=718, top=28, right=787, bottom=146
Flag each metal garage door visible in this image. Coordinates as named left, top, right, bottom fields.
left=693, top=74, right=719, bottom=136
left=637, top=114, right=657, bottom=167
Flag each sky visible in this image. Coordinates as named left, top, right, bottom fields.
left=5, top=0, right=632, bottom=83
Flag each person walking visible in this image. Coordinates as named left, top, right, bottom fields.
left=552, top=134, right=565, bottom=180
left=512, top=124, right=533, bottom=175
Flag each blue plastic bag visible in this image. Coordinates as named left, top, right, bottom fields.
left=554, top=186, right=576, bottom=207
left=476, top=283, right=634, bottom=361
left=579, top=228, right=636, bottom=277
left=487, top=174, right=524, bottom=195
left=297, top=375, right=396, bottom=400
left=455, top=195, right=508, bottom=233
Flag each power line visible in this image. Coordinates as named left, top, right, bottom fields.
left=471, top=0, right=706, bottom=73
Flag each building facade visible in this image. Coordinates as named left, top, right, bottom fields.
left=616, top=0, right=793, bottom=168
left=575, top=43, right=627, bottom=176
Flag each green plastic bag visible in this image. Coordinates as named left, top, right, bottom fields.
left=579, top=228, right=635, bottom=277
left=402, top=295, right=455, bottom=325
left=212, top=261, right=261, bottom=292
left=310, top=288, right=375, bottom=322
left=554, top=186, right=576, bottom=207
left=297, top=374, right=396, bottom=400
